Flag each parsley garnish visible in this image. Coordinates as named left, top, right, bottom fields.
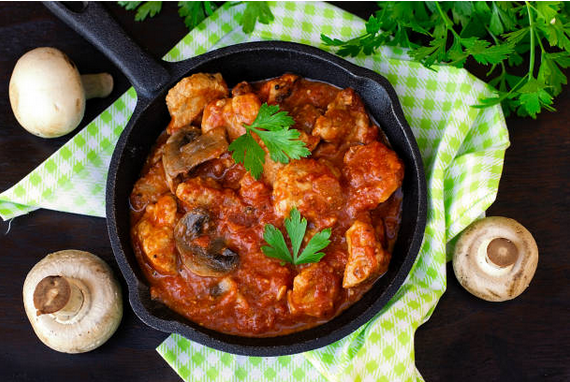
left=228, top=103, right=310, bottom=179
left=261, top=208, right=332, bottom=265
left=322, top=1, right=570, bottom=119
left=178, top=1, right=218, bottom=29
left=119, top=1, right=274, bottom=34
left=118, top=1, right=162, bottom=21
left=238, top=1, right=275, bottom=33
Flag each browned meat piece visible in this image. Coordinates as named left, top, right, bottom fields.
left=232, top=81, right=254, bottom=96
left=288, top=262, right=340, bottom=317
left=312, top=88, right=378, bottom=144
left=343, top=141, right=404, bottom=213
left=176, top=177, right=256, bottom=228
left=256, top=73, right=300, bottom=104
left=166, top=73, right=228, bottom=134
left=130, top=161, right=169, bottom=213
left=284, top=79, right=340, bottom=110
left=290, top=104, right=323, bottom=133
left=134, top=194, right=178, bottom=275
left=261, top=155, right=286, bottom=187
left=343, top=219, right=390, bottom=288
left=202, top=93, right=261, bottom=141
left=176, top=177, right=225, bottom=212
left=273, top=158, right=343, bottom=229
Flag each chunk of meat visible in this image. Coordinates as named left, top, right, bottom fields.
left=262, top=155, right=285, bottom=186
left=283, top=79, right=340, bottom=110
left=256, top=73, right=300, bottom=104
left=290, top=104, right=323, bottom=133
left=231, top=81, right=253, bottom=96
left=343, top=219, right=390, bottom=288
left=212, top=277, right=249, bottom=309
left=176, top=177, right=225, bottom=212
left=273, top=159, right=343, bottom=228
left=166, top=73, right=228, bottom=134
left=176, top=177, right=256, bottom=228
left=130, top=161, right=169, bottom=213
left=343, top=141, right=404, bottom=213
left=288, top=263, right=340, bottom=317
left=202, top=93, right=261, bottom=141
left=134, top=194, right=178, bottom=275
left=237, top=269, right=290, bottom=307
left=312, top=88, right=378, bottom=144
left=191, top=151, right=242, bottom=187
left=238, top=172, right=272, bottom=207
left=298, top=130, right=321, bottom=152
left=256, top=130, right=320, bottom=187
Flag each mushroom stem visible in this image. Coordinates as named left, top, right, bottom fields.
left=33, top=276, right=84, bottom=321
left=486, top=237, right=518, bottom=268
left=81, top=73, right=113, bottom=99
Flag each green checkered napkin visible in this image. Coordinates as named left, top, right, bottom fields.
left=0, top=2, right=509, bottom=381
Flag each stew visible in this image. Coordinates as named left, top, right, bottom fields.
left=130, top=73, right=404, bottom=337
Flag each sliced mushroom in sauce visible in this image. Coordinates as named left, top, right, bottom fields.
left=174, top=209, right=239, bottom=277
left=162, top=126, right=228, bottom=192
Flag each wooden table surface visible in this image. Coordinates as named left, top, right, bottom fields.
left=1, top=2, right=568, bottom=381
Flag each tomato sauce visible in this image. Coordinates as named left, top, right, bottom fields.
left=130, top=74, right=404, bottom=337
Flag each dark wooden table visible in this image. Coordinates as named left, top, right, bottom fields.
left=1, top=2, right=568, bottom=381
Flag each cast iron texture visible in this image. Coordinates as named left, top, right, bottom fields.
left=45, top=2, right=427, bottom=356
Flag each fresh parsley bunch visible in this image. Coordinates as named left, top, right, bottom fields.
left=118, top=1, right=273, bottom=33
left=322, top=1, right=570, bottom=119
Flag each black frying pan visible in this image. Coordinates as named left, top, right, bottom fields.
left=45, top=2, right=427, bottom=356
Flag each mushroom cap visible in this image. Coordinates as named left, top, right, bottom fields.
left=175, top=209, right=239, bottom=277
left=452, top=216, right=538, bottom=302
left=22, top=250, right=122, bottom=353
left=9, top=47, right=86, bottom=138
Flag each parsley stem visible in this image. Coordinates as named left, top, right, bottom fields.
left=484, top=26, right=506, bottom=78
left=525, top=1, right=536, bottom=79
left=435, top=2, right=460, bottom=40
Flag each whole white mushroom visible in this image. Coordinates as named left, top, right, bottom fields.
left=453, top=216, right=538, bottom=302
left=22, top=250, right=122, bottom=353
left=9, top=47, right=113, bottom=138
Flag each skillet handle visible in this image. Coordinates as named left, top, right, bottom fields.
left=43, top=1, right=170, bottom=99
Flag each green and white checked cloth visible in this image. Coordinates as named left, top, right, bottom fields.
left=0, top=2, right=510, bottom=381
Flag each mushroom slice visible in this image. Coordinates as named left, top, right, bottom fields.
left=22, top=250, right=122, bottom=353
left=452, top=216, right=539, bottom=302
left=162, top=126, right=228, bottom=191
left=174, top=209, right=239, bottom=277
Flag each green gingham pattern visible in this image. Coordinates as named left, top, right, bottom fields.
left=0, top=2, right=510, bottom=381
left=0, top=87, right=137, bottom=219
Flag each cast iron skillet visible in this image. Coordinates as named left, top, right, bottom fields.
left=46, top=2, right=427, bottom=356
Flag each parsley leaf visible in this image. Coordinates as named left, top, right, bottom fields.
left=296, top=228, right=332, bottom=264
left=261, top=224, right=291, bottom=264
left=118, top=1, right=163, bottom=21
left=178, top=2, right=218, bottom=30
left=284, top=208, right=307, bottom=258
left=120, top=1, right=275, bottom=37
left=239, top=1, right=274, bottom=33
left=246, top=103, right=294, bottom=131
left=228, top=103, right=310, bottom=179
left=228, top=131, right=266, bottom=179
left=261, top=208, right=332, bottom=265
left=118, top=1, right=142, bottom=11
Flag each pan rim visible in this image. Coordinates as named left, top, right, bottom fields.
left=106, top=40, right=427, bottom=356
